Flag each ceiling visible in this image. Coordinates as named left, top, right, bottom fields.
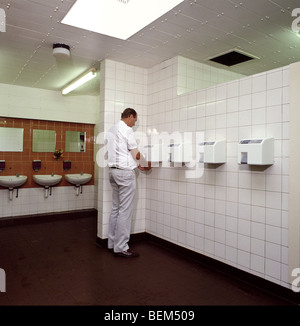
left=0, top=0, right=300, bottom=96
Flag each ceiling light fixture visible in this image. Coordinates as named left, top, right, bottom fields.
left=61, top=0, right=184, bottom=40
left=62, top=68, right=97, bottom=95
left=53, top=43, right=71, bottom=59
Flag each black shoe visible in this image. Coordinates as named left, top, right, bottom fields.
left=114, top=249, right=139, bottom=258
left=108, top=248, right=113, bottom=253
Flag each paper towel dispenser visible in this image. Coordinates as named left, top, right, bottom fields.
left=237, top=137, right=274, bottom=165
left=198, top=140, right=226, bottom=164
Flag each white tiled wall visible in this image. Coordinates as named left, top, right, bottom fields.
left=0, top=185, right=95, bottom=217
left=146, top=57, right=290, bottom=288
left=177, top=56, right=245, bottom=95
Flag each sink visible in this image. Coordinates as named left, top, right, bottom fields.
left=0, top=175, right=28, bottom=201
left=33, top=174, right=62, bottom=187
left=65, top=173, right=92, bottom=196
left=0, top=175, right=28, bottom=188
left=33, top=174, right=62, bottom=198
left=65, top=173, right=92, bottom=186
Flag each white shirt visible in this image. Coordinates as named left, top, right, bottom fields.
left=107, top=120, right=138, bottom=170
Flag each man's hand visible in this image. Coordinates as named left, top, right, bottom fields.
left=138, top=161, right=151, bottom=171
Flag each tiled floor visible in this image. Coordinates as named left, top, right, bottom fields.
left=0, top=216, right=294, bottom=306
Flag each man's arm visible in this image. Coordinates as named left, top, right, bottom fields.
left=130, top=148, right=151, bottom=170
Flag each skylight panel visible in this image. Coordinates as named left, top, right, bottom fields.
left=61, top=0, right=184, bottom=40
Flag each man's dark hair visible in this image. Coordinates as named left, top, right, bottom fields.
left=121, top=108, right=137, bottom=119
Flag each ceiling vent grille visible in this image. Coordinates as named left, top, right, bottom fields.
left=208, top=49, right=257, bottom=67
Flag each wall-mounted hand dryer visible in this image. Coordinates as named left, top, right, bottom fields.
left=167, top=143, right=192, bottom=163
left=198, top=140, right=226, bottom=164
left=142, top=144, right=163, bottom=162
left=237, top=137, right=274, bottom=165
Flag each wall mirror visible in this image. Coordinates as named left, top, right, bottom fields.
left=65, top=131, right=86, bottom=152
left=0, top=127, right=24, bottom=152
left=32, top=129, right=56, bottom=152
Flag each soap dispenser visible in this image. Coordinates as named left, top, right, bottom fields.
left=0, top=160, right=5, bottom=172
left=32, top=160, right=41, bottom=171
left=63, top=160, right=71, bottom=171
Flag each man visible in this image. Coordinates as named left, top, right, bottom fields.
left=106, top=108, right=151, bottom=258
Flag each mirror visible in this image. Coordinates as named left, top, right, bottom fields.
left=0, top=127, right=24, bottom=152
left=32, top=129, right=56, bottom=152
left=65, top=131, right=86, bottom=152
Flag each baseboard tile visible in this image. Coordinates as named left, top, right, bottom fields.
left=0, top=208, right=97, bottom=227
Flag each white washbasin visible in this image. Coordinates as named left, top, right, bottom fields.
left=33, top=174, right=62, bottom=187
left=65, top=173, right=92, bottom=186
left=0, top=175, right=27, bottom=188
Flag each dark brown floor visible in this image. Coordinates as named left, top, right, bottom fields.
left=0, top=216, right=295, bottom=306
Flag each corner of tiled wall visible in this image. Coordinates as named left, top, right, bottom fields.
left=96, top=59, right=148, bottom=240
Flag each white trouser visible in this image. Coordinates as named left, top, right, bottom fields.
left=108, top=168, right=136, bottom=253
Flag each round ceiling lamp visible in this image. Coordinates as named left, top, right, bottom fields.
left=53, top=43, right=71, bottom=59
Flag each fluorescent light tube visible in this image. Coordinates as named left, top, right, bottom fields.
left=61, top=0, right=184, bottom=40
left=62, top=69, right=96, bottom=95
